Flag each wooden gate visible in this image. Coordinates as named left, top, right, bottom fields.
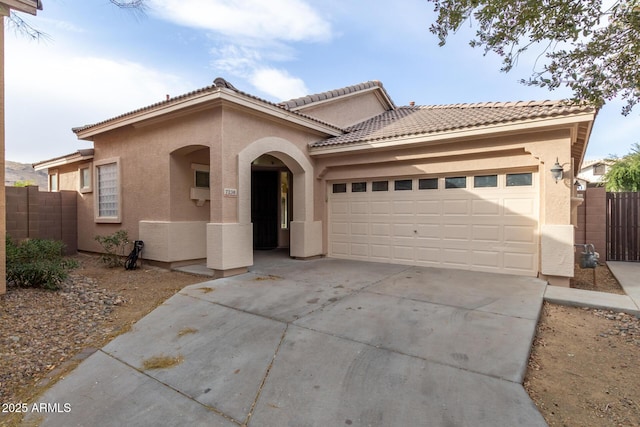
left=606, top=192, right=640, bottom=261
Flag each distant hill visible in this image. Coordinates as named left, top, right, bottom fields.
left=5, top=161, right=48, bottom=189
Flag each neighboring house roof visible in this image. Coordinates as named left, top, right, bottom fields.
left=279, top=80, right=395, bottom=111
left=1, top=0, right=42, bottom=14
left=311, top=101, right=595, bottom=150
left=32, top=149, right=94, bottom=171
left=72, top=78, right=344, bottom=139
left=580, top=159, right=606, bottom=169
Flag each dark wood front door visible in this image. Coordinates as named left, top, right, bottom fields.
left=251, top=170, right=279, bottom=249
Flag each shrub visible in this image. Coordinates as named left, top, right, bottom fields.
left=6, top=237, right=78, bottom=290
left=94, top=230, right=130, bottom=268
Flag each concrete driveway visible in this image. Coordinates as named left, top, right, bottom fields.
left=26, top=252, right=548, bottom=426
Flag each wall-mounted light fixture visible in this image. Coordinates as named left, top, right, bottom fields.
left=550, top=158, right=564, bottom=183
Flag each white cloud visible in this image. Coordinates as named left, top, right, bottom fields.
left=149, top=0, right=327, bottom=102
left=211, top=44, right=263, bottom=77
left=148, top=0, right=332, bottom=42
left=250, top=68, right=308, bottom=101
left=5, top=37, right=192, bottom=163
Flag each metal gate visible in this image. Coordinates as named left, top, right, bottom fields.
left=606, top=192, right=640, bottom=261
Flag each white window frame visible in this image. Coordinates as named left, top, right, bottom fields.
left=49, top=170, right=59, bottom=192
left=79, top=164, right=93, bottom=193
left=94, top=158, right=122, bottom=223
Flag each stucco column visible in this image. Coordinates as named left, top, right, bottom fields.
left=206, top=140, right=252, bottom=276
left=1, top=15, right=6, bottom=295
left=527, top=137, right=574, bottom=286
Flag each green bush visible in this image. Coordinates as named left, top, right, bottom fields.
left=94, top=230, right=130, bottom=268
left=6, top=237, right=78, bottom=290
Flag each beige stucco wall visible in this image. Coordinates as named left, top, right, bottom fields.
left=295, top=90, right=389, bottom=128
left=70, top=109, right=222, bottom=254
left=69, top=101, right=330, bottom=270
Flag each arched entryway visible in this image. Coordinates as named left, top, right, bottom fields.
left=237, top=137, right=322, bottom=259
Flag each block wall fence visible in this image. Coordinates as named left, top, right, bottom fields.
left=5, top=186, right=77, bottom=255
left=574, top=187, right=607, bottom=260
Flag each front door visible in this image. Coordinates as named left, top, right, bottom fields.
left=252, top=170, right=279, bottom=249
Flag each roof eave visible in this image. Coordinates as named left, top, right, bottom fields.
left=33, top=149, right=95, bottom=171
left=289, top=85, right=395, bottom=113
left=74, top=88, right=342, bottom=141
left=309, top=111, right=596, bottom=156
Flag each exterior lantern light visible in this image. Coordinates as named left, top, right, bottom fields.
left=550, top=158, right=564, bottom=183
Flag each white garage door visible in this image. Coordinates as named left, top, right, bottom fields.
left=328, top=173, right=539, bottom=276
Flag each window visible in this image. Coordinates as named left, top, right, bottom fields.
left=352, top=182, right=367, bottom=192
left=281, top=172, right=289, bottom=230
left=95, top=159, right=121, bottom=222
left=445, top=177, right=466, bottom=189
left=419, top=178, right=438, bottom=190
left=195, top=170, right=210, bottom=188
left=79, top=166, right=92, bottom=193
left=394, top=179, right=412, bottom=191
left=192, top=163, right=210, bottom=188
left=506, top=173, right=533, bottom=187
left=593, top=163, right=605, bottom=176
left=474, top=175, right=497, bottom=188
left=333, top=183, right=347, bottom=193
left=49, top=171, right=59, bottom=192
left=372, top=181, right=388, bottom=192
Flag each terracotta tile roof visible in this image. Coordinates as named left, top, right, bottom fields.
left=310, top=101, right=596, bottom=149
left=279, top=80, right=395, bottom=110
left=73, top=78, right=342, bottom=135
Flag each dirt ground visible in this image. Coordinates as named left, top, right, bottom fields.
left=2, top=255, right=639, bottom=426
left=525, top=265, right=640, bottom=426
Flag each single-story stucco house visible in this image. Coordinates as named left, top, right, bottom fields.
left=34, top=78, right=596, bottom=286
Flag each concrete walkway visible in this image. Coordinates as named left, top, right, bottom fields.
left=544, top=262, right=640, bottom=316
left=24, top=254, right=548, bottom=427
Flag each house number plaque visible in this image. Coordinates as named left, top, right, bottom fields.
left=224, top=188, right=238, bottom=197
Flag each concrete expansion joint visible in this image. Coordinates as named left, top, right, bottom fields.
left=243, top=324, right=289, bottom=427
left=291, top=321, right=524, bottom=386
left=98, top=349, right=242, bottom=426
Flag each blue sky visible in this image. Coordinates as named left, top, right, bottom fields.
left=5, top=0, right=639, bottom=164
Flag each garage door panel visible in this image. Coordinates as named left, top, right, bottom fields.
left=504, top=252, right=536, bottom=273
left=370, top=244, right=392, bottom=259
left=393, top=223, right=416, bottom=237
left=350, top=201, right=369, bottom=214
left=331, top=201, right=349, bottom=215
left=472, top=225, right=501, bottom=242
left=416, top=200, right=441, bottom=215
left=504, top=225, right=537, bottom=244
left=442, top=249, right=469, bottom=266
left=328, top=175, right=538, bottom=276
left=370, top=223, right=391, bottom=237
left=443, top=199, right=469, bottom=215
left=370, top=201, right=392, bottom=214
left=350, top=222, right=368, bottom=236
left=472, top=199, right=501, bottom=215
left=331, top=242, right=349, bottom=256
left=472, top=250, right=501, bottom=269
left=331, top=222, right=349, bottom=236
left=350, top=243, right=368, bottom=257
left=416, top=247, right=441, bottom=263
left=504, top=198, right=536, bottom=216
left=417, top=224, right=441, bottom=238
left=443, top=224, right=469, bottom=240
left=393, top=245, right=414, bottom=261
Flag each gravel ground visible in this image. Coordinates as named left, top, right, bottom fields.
left=0, top=274, right=123, bottom=406
left=0, top=254, right=204, bottom=427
